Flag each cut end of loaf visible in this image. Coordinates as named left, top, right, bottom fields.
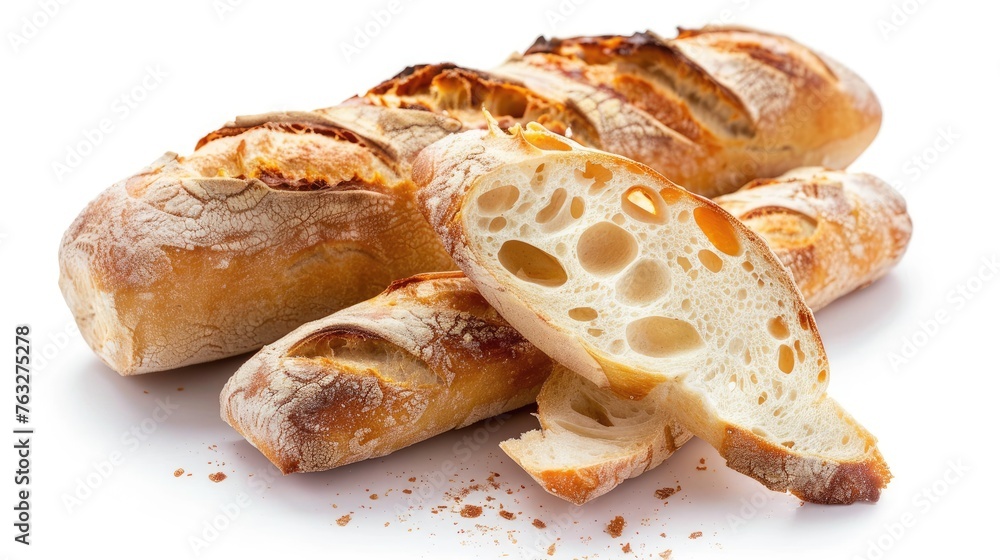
left=721, top=424, right=891, bottom=504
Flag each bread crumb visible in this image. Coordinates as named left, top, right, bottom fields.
left=547, top=543, right=556, bottom=556
left=689, top=531, right=703, bottom=539
left=606, top=515, right=625, bottom=538
left=208, top=472, right=227, bottom=483
left=460, top=505, right=483, bottom=518
left=659, top=550, right=672, bottom=559
left=533, top=518, right=547, bottom=529
left=173, top=468, right=184, bottom=477
left=336, top=514, right=352, bottom=527
left=369, top=493, right=379, bottom=500
left=499, top=510, right=515, bottom=520
left=699, top=458, right=705, bottom=464
left=654, top=486, right=679, bottom=500
left=408, top=477, right=417, bottom=482
left=622, top=542, right=632, bottom=553
left=384, top=522, right=389, bottom=527
left=402, top=489, right=412, bottom=494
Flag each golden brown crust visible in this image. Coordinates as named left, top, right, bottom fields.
left=220, top=274, right=555, bottom=473
left=61, top=27, right=883, bottom=374
left=716, top=168, right=912, bottom=310
left=721, top=424, right=891, bottom=504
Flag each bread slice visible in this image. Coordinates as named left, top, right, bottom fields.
left=415, top=117, right=890, bottom=503
left=500, top=366, right=691, bottom=505
left=502, top=166, right=910, bottom=504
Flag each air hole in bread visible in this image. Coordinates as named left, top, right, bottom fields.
left=477, top=184, right=520, bottom=215
left=677, top=256, right=692, bottom=272
left=677, top=209, right=690, bottom=223
left=568, top=307, right=598, bottom=321
left=488, top=217, right=507, bottom=232
left=817, top=370, right=827, bottom=383
left=698, top=249, right=723, bottom=273
left=757, top=392, right=768, bottom=405
left=659, top=186, right=683, bottom=205
left=535, top=188, right=567, bottom=224
left=694, top=206, right=743, bottom=256
left=569, top=394, right=614, bottom=427
left=841, top=435, right=850, bottom=445
left=588, top=328, right=604, bottom=337
left=625, top=316, right=704, bottom=358
left=622, top=186, right=667, bottom=224
left=577, top=222, right=638, bottom=276
left=778, top=344, right=795, bottom=373
left=793, top=340, right=805, bottom=362
left=612, top=213, right=626, bottom=225
left=798, top=310, right=810, bottom=329
left=781, top=441, right=795, bottom=449
left=727, top=338, right=744, bottom=356
left=742, top=261, right=754, bottom=272
left=498, top=240, right=568, bottom=287
left=570, top=197, right=585, bottom=219
left=736, top=288, right=748, bottom=300
left=616, top=259, right=671, bottom=305
left=752, top=427, right=767, bottom=438
left=767, top=317, right=789, bottom=340
left=577, top=161, right=613, bottom=193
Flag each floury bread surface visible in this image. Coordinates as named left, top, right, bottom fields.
left=59, top=27, right=882, bottom=374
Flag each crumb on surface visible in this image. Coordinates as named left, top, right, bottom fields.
left=606, top=515, right=625, bottom=538
left=654, top=486, right=679, bottom=500
left=622, top=542, right=632, bottom=553
left=690, top=531, right=703, bottom=539
left=208, top=472, right=226, bottom=483
left=533, top=518, right=546, bottom=529
left=659, top=550, right=672, bottom=559
left=370, top=493, right=379, bottom=500
left=173, top=468, right=184, bottom=477
left=460, top=505, right=483, bottom=518
left=336, top=514, right=352, bottom=527
left=499, top=510, right=515, bottom=520
left=547, top=543, right=556, bottom=556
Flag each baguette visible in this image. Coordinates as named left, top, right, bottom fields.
left=415, top=120, right=891, bottom=503
left=60, top=26, right=881, bottom=374
left=502, top=167, right=911, bottom=504
left=222, top=168, right=910, bottom=478
left=220, top=272, right=555, bottom=473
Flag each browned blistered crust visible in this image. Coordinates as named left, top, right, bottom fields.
left=221, top=273, right=556, bottom=473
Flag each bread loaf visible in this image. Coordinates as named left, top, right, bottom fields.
left=221, top=166, right=909, bottom=478
left=60, top=27, right=882, bottom=374
left=220, top=272, right=555, bottom=473
left=415, top=120, right=891, bottom=503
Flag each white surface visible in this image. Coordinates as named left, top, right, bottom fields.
left=2, top=0, right=997, bottom=558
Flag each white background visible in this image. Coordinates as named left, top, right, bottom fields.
left=2, top=0, right=997, bottom=558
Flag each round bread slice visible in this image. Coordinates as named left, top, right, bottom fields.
left=415, top=116, right=891, bottom=503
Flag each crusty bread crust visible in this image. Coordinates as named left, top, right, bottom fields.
left=61, top=27, right=883, bottom=374
left=716, top=168, right=912, bottom=310
left=220, top=272, right=555, bottom=473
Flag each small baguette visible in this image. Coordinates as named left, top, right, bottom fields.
left=502, top=167, right=911, bottom=504
left=61, top=27, right=881, bottom=374
left=415, top=120, right=891, bottom=503
left=220, top=272, right=555, bottom=473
